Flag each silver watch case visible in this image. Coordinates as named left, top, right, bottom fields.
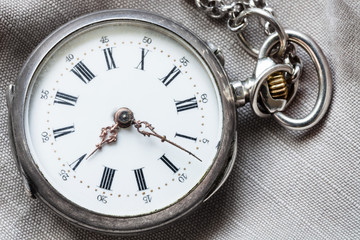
left=7, top=9, right=237, bottom=234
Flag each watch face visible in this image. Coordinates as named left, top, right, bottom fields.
left=23, top=18, right=225, bottom=217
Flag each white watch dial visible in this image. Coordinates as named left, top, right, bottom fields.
left=25, top=21, right=223, bottom=216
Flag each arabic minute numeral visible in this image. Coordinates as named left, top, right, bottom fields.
left=143, top=195, right=152, bottom=204
left=41, top=131, right=49, bottom=143
left=97, top=195, right=108, bottom=204
left=40, top=89, right=49, bottom=99
left=201, top=93, right=208, bottom=103
left=202, top=138, right=209, bottom=144
left=178, top=173, right=187, bottom=183
left=179, top=56, right=190, bottom=66
left=65, top=54, right=74, bottom=62
left=142, top=36, right=152, bottom=44
left=59, top=170, right=69, bottom=181
left=100, top=36, right=109, bottom=43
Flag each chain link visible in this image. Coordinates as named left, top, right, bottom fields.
left=195, top=0, right=332, bottom=130
left=195, top=0, right=276, bottom=34
left=195, top=0, right=301, bottom=76
left=195, top=0, right=302, bottom=113
left=195, top=0, right=249, bottom=30
left=199, top=2, right=288, bottom=61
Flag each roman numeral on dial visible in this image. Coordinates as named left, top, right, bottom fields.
left=70, top=61, right=95, bottom=84
left=69, top=153, right=86, bottom=171
left=175, top=133, right=197, bottom=142
left=54, top=91, right=78, bottom=106
left=135, top=48, right=150, bottom=71
left=53, top=125, right=75, bottom=139
left=159, top=154, right=179, bottom=173
left=103, top=47, right=117, bottom=70
left=134, top=168, right=148, bottom=191
left=99, top=167, right=116, bottom=190
left=175, top=97, right=198, bottom=112
left=159, top=66, right=181, bottom=86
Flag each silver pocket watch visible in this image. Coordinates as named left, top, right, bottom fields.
left=7, top=2, right=332, bottom=235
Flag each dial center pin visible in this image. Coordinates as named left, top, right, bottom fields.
left=114, top=107, right=135, bottom=128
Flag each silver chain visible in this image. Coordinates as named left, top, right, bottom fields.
left=195, top=0, right=333, bottom=130
left=195, top=0, right=301, bottom=117
left=195, top=0, right=275, bottom=34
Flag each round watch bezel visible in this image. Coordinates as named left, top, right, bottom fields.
left=11, top=9, right=236, bottom=234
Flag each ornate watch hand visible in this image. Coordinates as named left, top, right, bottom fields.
left=86, top=123, right=119, bottom=160
left=133, top=120, right=202, bottom=162
left=86, top=107, right=134, bottom=160
left=86, top=108, right=202, bottom=162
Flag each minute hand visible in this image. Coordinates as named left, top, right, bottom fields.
left=133, top=120, right=202, bottom=162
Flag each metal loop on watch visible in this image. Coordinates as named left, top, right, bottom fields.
left=251, top=64, right=294, bottom=118
left=236, top=8, right=288, bottom=58
left=253, top=29, right=332, bottom=130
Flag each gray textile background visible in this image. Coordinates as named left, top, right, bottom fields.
left=1, top=0, right=359, bottom=239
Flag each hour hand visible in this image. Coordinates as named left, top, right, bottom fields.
left=133, top=120, right=202, bottom=162
left=86, top=107, right=135, bottom=160
left=86, top=123, right=119, bottom=160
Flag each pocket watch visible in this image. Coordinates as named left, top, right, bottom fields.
left=6, top=4, right=332, bottom=235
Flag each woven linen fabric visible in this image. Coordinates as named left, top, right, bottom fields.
left=1, top=0, right=359, bottom=239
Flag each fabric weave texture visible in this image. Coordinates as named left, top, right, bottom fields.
left=0, top=0, right=359, bottom=239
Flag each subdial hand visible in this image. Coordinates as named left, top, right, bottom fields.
left=133, top=120, right=202, bottom=162
left=86, top=123, right=119, bottom=160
